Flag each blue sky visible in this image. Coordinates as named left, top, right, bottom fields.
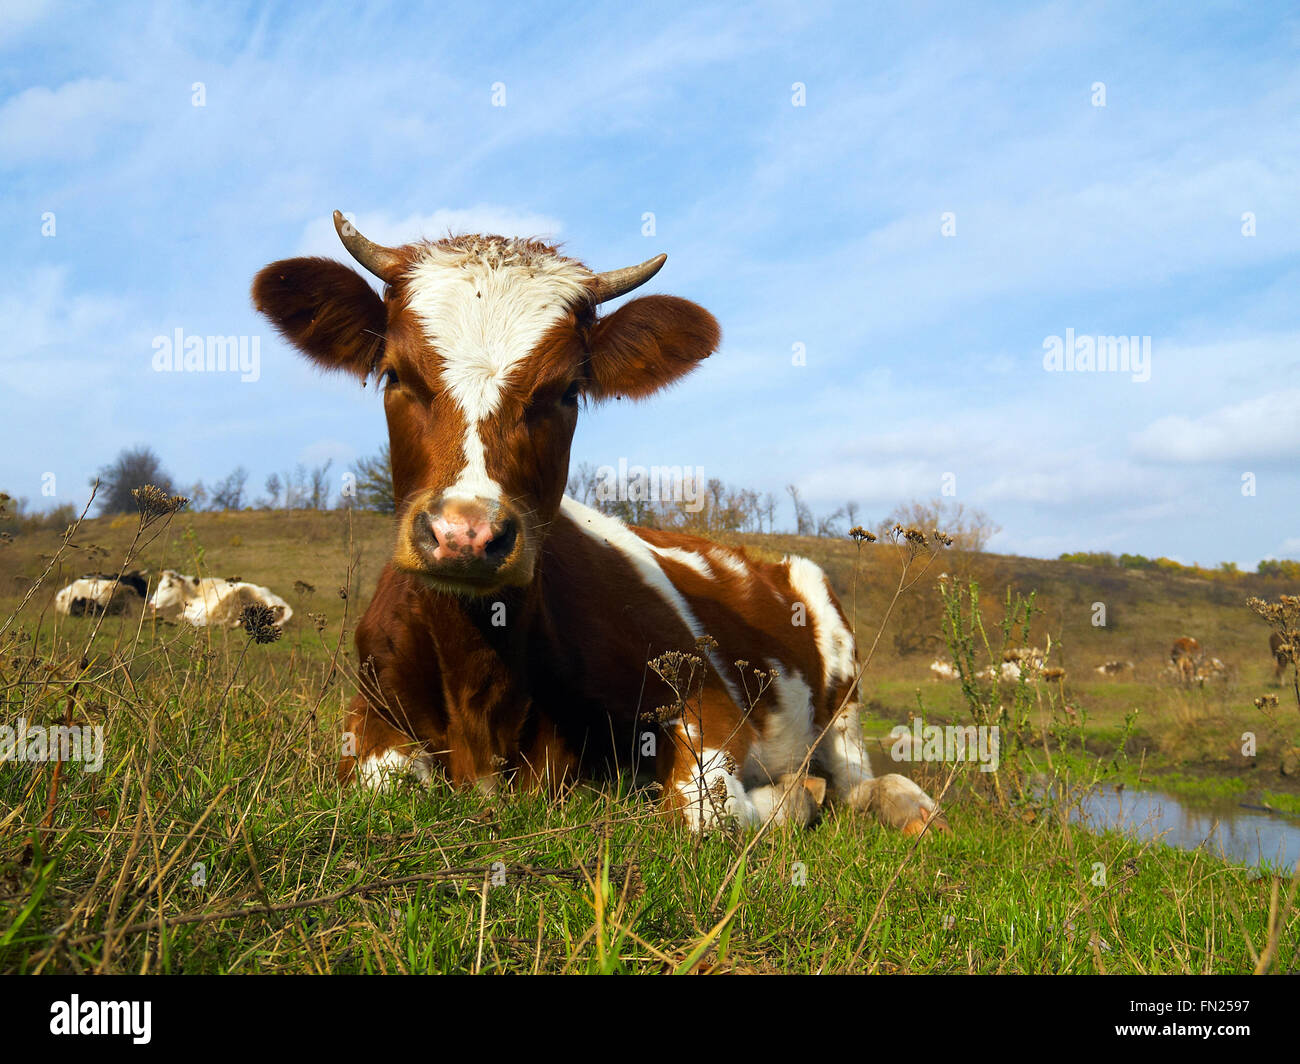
left=2, top=0, right=1297, bottom=565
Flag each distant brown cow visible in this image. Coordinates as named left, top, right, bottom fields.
left=1270, top=632, right=1296, bottom=682
left=1170, top=637, right=1202, bottom=684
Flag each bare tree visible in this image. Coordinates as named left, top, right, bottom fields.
left=816, top=506, right=845, bottom=538
left=265, top=472, right=282, bottom=509
left=95, top=446, right=177, bottom=514
left=786, top=484, right=814, bottom=536
left=877, top=498, right=1000, bottom=551
left=208, top=466, right=249, bottom=511
left=566, top=461, right=600, bottom=507
left=309, top=460, right=334, bottom=510
left=353, top=445, right=394, bottom=513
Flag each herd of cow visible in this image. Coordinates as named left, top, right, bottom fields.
left=929, top=634, right=1292, bottom=685
left=54, top=570, right=292, bottom=628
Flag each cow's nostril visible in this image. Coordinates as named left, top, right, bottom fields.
left=419, top=510, right=440, bottom=545
left=485, top=519, right=518, bottom=562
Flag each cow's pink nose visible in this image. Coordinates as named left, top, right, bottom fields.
left=421, top=504, right=517, bottom=565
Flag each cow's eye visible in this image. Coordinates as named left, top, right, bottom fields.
left=561, top=380, right=582, bottom=406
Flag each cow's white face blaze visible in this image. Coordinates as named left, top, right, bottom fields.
left=381, top=238, right=595, bottom=593
left=253, top=216, right=721, bottom=597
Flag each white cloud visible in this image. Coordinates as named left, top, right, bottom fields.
left=1130, top=389, right=1300, bottom=463
left=0, top=78, right=134, bottom=165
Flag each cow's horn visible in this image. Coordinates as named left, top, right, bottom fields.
left=592, top=253, right=667, bottom=304
left=333, top=210, right=404, bottom=284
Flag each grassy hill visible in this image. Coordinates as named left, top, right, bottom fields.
left=4, top=507, right=1292, bottom=778
left=1, top=507, right=1297, bottom=973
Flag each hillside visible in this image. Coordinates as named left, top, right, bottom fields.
left=2, top=507, right=1296, bottom=779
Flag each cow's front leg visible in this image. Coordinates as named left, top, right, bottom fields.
left=818, top=702, right=949, bottom=835
left=845, top=774, right=949, bottom=836
left=338, top=695, right=437, bottom=789
left=657, top=688, right=764, bottom=832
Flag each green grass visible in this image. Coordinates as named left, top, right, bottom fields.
left=1, top=508, right=1297, bottom=973
left=1, top=667, right=1292, bottom=974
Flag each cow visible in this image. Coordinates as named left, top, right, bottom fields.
left=929, top=659, right=959, bottom=680
left=55, top=571, right=149, bottom=617
left=1094, top=660, right=1133, bottom=676
left=148, top=570, right=293, bottom=628
left=1271, top=632, right=1296, bottom=682
left=1170, top=636, right=1202, bottom=684
left=250, top=212, right=947, bottom=836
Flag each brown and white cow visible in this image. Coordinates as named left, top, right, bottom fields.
left=251, top=212, right=945, bottom=835
left=1170, top=636, right=1202, bottom=684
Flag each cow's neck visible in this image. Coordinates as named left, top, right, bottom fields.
left=421, top=579, right=542, bottom=784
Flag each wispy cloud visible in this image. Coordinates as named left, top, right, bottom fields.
left=0, top=0, right=1296, bottom=565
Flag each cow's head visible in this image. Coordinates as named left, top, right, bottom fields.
left=149, top=569, right=199, bottom=615
left=253, top=213, right=719, bottom=595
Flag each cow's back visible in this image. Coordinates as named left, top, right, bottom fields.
left=543, top=499, right=855, bottom=733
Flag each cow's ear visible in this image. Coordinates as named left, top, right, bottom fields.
left=252, top=257, right=386, bottom=379
left=586, top=295, right=720, bottom=400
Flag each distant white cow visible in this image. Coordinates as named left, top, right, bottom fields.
left=55, top=571, right=149, bottom=617
left=976, top=661, right=1027, bottom=682
left=929, top=659, right=960, bottom=680
left=148, top=570, right=293, bottom=628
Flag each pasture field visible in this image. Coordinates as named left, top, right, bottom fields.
left=0, top=508, right=1297, bottom=973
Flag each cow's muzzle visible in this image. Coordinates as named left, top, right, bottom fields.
left=397, top=495, right=529, bottom=592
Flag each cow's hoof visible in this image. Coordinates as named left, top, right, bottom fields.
left=847, top=775, right=951, bottom=836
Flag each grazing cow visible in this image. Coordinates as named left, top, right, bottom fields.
left=251, top=213, right=946, bottom=835
left=148, top=570, right=293, bottom=628
left=1170, top=637, right=1202, bottom=684
left=1271, top=632, right=1296, bottom=682
left=55, top=571, right=149, bottom=617
left=929, top=659, right=959, bottom=680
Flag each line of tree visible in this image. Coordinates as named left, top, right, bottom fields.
left=20, top=445, right=999, bottom=550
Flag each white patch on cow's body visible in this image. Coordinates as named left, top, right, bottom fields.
left=405, top=241, right=592, bottom=503
left=710, top=549, right=751, bottom=583
left=560, top=497, right=744, bottom=708
left=743, top=666, right=814, bottom=786
left=675, top=746, right=759, bottom=831
left=784, top=555, right=856, bottom=688
left=818, top=704, right=874, bottom=798
left=55, top=577, right=130, bottom=615
left=358, top=748, right=434, bottom=790
left=648, top=544, right=714, bottom=580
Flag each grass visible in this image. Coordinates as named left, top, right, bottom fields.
left=1, top=507, right=1298, bottom=973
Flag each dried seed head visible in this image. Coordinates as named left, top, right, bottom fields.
left=132, top=484, right=187, bottom=520
left=240, top=603, right=282, bottom=644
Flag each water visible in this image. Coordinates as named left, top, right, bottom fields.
left=864, top=745, right=1300, bottom=867
left=1071, top=783, right=1300, bottom=870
